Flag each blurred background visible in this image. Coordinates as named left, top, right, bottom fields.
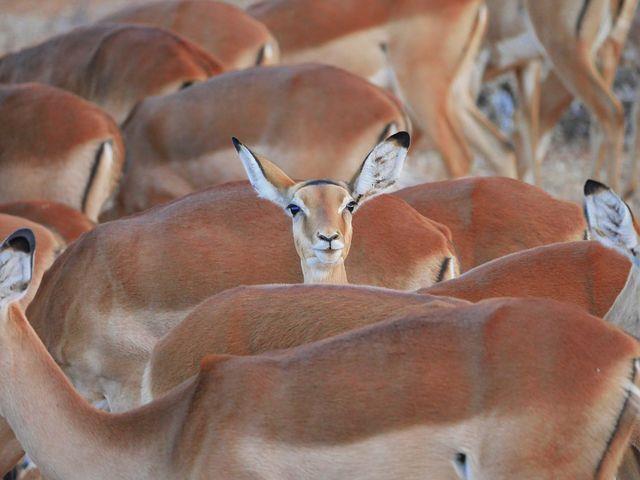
left=0, top=0, right=639, bottom=205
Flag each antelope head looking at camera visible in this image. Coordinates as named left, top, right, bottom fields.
left=233, top=131, right=409, bottom=284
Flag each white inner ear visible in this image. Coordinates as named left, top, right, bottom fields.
left=236, top=143, right=286, bottom=205
left=0, top=249, right=32, bottom=305
left=585, top=189, right=638, bottom=253
left=352, top=141, right=407, bottom=199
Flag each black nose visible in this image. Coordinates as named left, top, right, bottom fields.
left=318, top=233, right=339, bottom=242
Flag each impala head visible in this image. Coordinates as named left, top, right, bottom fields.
left=583, top=179, right=640, bottom=265
left=233, top=132, right=410, bottom=284
left=0, top=228, right=34, bottom=313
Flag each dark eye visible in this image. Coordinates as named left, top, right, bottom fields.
left=287, top=204, right=301, bottom=217
left=345, top=201, right=357, bottom=213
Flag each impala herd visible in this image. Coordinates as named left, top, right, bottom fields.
left=0, top=0, right=639, bottom=479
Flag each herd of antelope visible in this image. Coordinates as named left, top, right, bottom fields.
left=0, top=0, right=639, bottom=479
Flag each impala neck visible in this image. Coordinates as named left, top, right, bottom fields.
left=0, top=304, right=174, bottom=480
left=605, top=261, right=640, bottom=338
left=301, top=260, right=348, bottom=285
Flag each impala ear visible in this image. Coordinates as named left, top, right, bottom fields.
left=584, top=179, right=640, bottom=262
left=349, top=131, right=409, bottom=205
left=0, top=228, right=35, bottom=308
left=232, top=137, right=295, bottom=207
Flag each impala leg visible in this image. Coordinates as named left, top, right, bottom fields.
left=454, top=55, right=517, bottom=178
left=549, top=45, right=624, bottom=190
left=630, top=93, right=640, bottom=195
left=457, top=97, right=518, bottom=178
left=617, top=446, right=640, bottom=480
left=513, top=60, right=543, bottom=183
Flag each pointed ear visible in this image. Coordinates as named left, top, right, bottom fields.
left=349, top=131, right=409, bottom=204
left=0, top=228, right=35, bottom=308
left=232, top=137, right=295, bottom=207
left=583, top=179, right=640, bottom=261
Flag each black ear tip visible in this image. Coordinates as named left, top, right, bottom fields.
left=5, top=228, right=35, bottom=255
left=389, top=131, right=410, bottom=149
left=584, top=179, right=609, bottom=196
left=231, top=137, right=242, bottom=152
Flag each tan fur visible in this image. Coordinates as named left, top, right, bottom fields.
left=0, top=23, right=223, bottom=123
left=0, top=84, right=125, bottom=221
left=394, top=177, right=587, bottom=271
left=5, top=292, right=640, bottom=478
left=101, top=0, right=279, bottom=69
left=26, top=181, right=456, bottom=412
left=117, top=64, right=410, bottom=216
left=249, top=0, right=488, bottom=177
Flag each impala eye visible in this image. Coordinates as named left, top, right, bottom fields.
left=287, top=204, right=301, bottom=217
left=345, top=201, right=358, bottom=213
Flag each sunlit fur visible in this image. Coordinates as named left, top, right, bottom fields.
left=0, top=24, right=222, bottom=123
left=0, top=84, right=125, bottom=222
left=101, top=0, right=279, bottom=70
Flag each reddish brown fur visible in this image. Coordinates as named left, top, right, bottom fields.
left=26, top=181, right=455, bottom=412
left=102, top=0, right=279, bottom=69
left=0, top=84, right=124, bottom=220
left=250, top=0, right=486, bottom=177
left=0, top=201, right=94, bottom=245
left=0, top=24, right=223, bottom=123
left=147, top=241, right=631, bottom=406
left=145, top=298, right=639, bottom=478
left=394, top=177, right=586, bottom=270
left=148, top=286, right=467, bottom=399
left=117, top=64, right=409, bottom=215
left=423, top=241, right=630, bottom=317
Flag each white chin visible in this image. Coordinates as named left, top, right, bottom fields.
left=312, top=250, right=343, bottom=265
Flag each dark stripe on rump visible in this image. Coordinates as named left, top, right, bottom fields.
left=436, top=257, right=451, bottom=283
left=576, top=0, right=592, bottom=35
left=594, top=359, right=638, bottom=478
left=81, top=141, right=106, bottom=214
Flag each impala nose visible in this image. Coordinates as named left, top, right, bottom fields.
left=318, top=233, right=339, bottom=243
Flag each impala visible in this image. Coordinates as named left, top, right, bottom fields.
left=393, top=176, right=586, bottom=271
left=3, top=230, right=640, bottom=479
left=26, top=166, right=456, bottom=414
left=479, top=0, right=637, bottom=187
left=0, top=83, right=124, bottom=222
left=234, top=131, right=410, bottom=283
left=117, top=64, right=410, bottom=215
left=0, top=23, right=222, bottom=123
left=249, top=0, right=499, bottom=178
left=101, top=0, right=279, bottom=70
left=423, top=240, right=630, bottom=317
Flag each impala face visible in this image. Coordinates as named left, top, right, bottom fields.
left=286, top=180, right=355, bottom=268
left=233, top=132, right=410, bottom=283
